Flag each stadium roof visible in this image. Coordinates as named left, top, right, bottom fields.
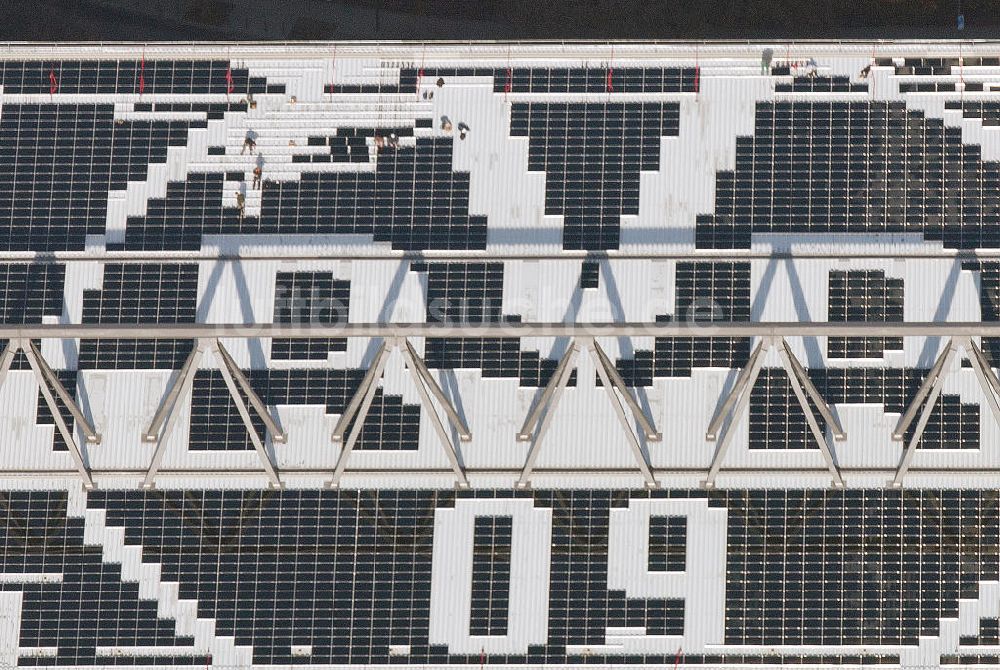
left=0, top=41, right=999, bottom=493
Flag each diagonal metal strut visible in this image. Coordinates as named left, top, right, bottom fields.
left=142, top=341, right=207, bottom=489
left=706, top=338, right=767, bottom=441
left=589, top=339, right=662, bottom=442
left=402, top=338, right=471, bottom=441
left=332, top=338, right=390, bottom=443
left=780, top=338, right=846, bottom=441
left=330, top=338, right=471, bottom=488
left=214, top=339, right=286, bottom=443
left=776, top=338, right=843, bottom=488
left=586, top=338, right=657, bottom=488
left=893, top=337, right=954, bottom=441
left=399, top=340, right=469, bottom=488
left=19, top=339, right=94, bottom=489
left=516, top=340, right=582, bottom=488
left=518, top=340, right=578, bottom=441
left=892, top=339, right=957, bottom=487
left=24, top=338, right=100, bottom=444
left=965, top=337, right=1000, bottom=433
left=211, top=340, right=282, bottom=488
left=703, top=337, right=772, bottom=488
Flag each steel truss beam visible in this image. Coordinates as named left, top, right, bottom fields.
left=890, top=337, right=1000, bottom=487
left=329, top=337, right=471, bottom=489
left=516, top=337, right=662, bottom=489
left=143, top=339, right=286, bottom=489
left=5, top=322, right=1000, bottom=489
left=704, top=337, right=844, bottom=489
left=9, top=321, right=1000, bottom=339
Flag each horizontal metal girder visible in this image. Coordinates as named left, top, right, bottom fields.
left=5, top=321, right=1000, bottom=339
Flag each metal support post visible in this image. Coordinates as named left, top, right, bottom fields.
left=891, top=340, right=957, bottom=487
left=214, top=339, right=286, bottom=443
left=144, top=345, right=200, bottom=442
left=703, top=337, right=772, bottom=488
left=332, top=338, right=390, bottom=442
left=329, top=337, right=395, bottom=487
left=210, top=340, right=282, bottom=488
left=893, top=338, right=954, bottom=440
left=780, top=338, right=846, bottom=440
left=0, top=340, right=16, bottom=390
left=24, top=339, right=100, bottom=444
left=20, top=339, right=94, bottom=489
left=142, top=342, right=206, bottom=489
left=586, top=339, right=657, bottom=488
left=589, top=339, right=661, bottom=441
left=402, top=338, right=471, bottom=441
left=965, top=337, right=1000, bottom=432
left=399, top=339, right=469, bottom=488
left=518, top=341, right=578, bottom=441
left=516, top=340, right=582, bottom=488
left=776, top=338, right=843, bottom=488
left=706, top=338, right=767, bottom=440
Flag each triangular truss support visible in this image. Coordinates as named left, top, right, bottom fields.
left=142, top=338, right=284, bottom=490
left=890, top=337, right=1000, bottom=487
left=703, top=336, right=844, bottom=489
left=515, top=337, right=662, bottom=490
left=0, top=339, right=97, bottom=489
left=329, top=337, right=470, bottom=489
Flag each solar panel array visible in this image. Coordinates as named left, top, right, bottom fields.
left=0, top=45, right=999, bottom=669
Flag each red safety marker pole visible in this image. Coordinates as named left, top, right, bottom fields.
left=416, top=44, right=425, bottom=96
left=226, top=64, right=234, bottom=97
left=673, top=646, right=683, bottom=669
left=329, top=43, right=337, bottom=94
left=138, top=53, right=145, bottom=96
left=48, top=66, right=58, bottom=96
left=505, top=44, right=512, bottom=101
left=694, top=43, right=700, bottom=95
left=606, top=43, right=615, bottom=94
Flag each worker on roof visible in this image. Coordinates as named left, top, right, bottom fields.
left=241, top=131, right=256, bottom=155
left=458, top=122, right=470, bottom=140
left=235, top=191, right=245, bottom=221
left=252, top=165, right=262, bottom=190
left=761, top=48, right=773, bottom=75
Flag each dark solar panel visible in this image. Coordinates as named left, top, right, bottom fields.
left=78, top=263, right=198, bottom=369
left=127, top=136, right=487, bottom=251
left=0, top=105, right=203, bottom=251
left=696, top=100, right=1000, bottom=250
left=510, top=102, right=680, bottom=250
left=615, top=262, right=751, bottom=383
left=827, top=270, right=904, bottom=358
left=749, top=367, right=980, bottom=450
left=2, top=491, right=204, bottom=666
left=418, top=262, right=569, bottom=386
left=188, top=369, right=420, bottom=451
left=0, top=59, right=270, bottom=94
left=469, top=516, right=512, bottom=635
left=271, top=271, right=350, bottom=361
